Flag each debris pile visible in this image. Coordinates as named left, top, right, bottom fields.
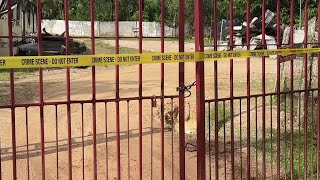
left=217, top=9, right=319, bottom=59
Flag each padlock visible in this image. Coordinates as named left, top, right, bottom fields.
left=152, top=98, right=157, bottom=107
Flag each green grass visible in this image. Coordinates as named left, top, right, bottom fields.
left=0, top=69, right=37, bottom=81
left=257, top=127, right=318, bottom=179
left=207, top=102, right=231, bottom=133
left=83, top=40, right=153, bottom=55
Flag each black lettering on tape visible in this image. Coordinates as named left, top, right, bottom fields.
left=205, top=53, right=212, bottom=59
left=92, top=57, right=101, bottom=63
left=103, top=56, right=115, bottom=63
left=67, top=58, right=78, bottom=64
left=186, top=54, right=194, bottom=60
left=161, top=55, right=171, bottom=61
left=35, top=58, right=48, bottom=65
left=124, top=56, right=130, bottom=62
left=21, top=59, right=35, bottom=65
left=130, top=56, right=140, bottom=62
left=0, top=59, right=6, bottom=66
left=152, top=55, right=161, bottom=61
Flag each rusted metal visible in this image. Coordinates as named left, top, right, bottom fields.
left=261, top=0, right=267, bottom=178
left=138, top=0, right=144, bottom=179
left=276, top=0, right=281, bottom=178
left=26, top=107, right=30, bottom=180
left=127, top=101, right=130, bottom=179
left=223, top=101, right=227, bottom=180
left=194, top=0, right=205, bottom=179
left=229, top=0, right=235, bottom=178
left=208, top=102, right=212, bottom=179
left=289, top=0, right=295, bottom=178
left=270, top=95, right=274, bottom=179
left=1, top=0, right=319, bottom=179
left=246, top=0, right=251, bottom=178
left=317, top=2, right=320, bottom=179
left=64, top=0, right=72, bottom=178
left=303, top=1, right=309, bottom=179
left=89, top=0, right=97, bottom=179
left=255, top=97, right=258, bottom=177
left=239, top=99, right=243, bottom=179
left=160, top=0, right=166, bottom=179
left=178, top=0, right=186, bottom=179
left=151, top=100, right=154, bottom=179
left=115, top=0, right=121, bottom=179
left=82, top=104, right=85, bottom=180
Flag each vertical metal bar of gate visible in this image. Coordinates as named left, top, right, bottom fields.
left=63, top=0, right=72, bottom=179
left=89, top=0, right=98, bottom=179
left=246, top=0, right=251, bottom=179
left=303, top=1, right=309, bottom=179
left=317, top=2, right=320, bottom=179
left=35, top=0, right=45, bottom=178
left=276, top=0, right=281, bottom=178
left=261, top=0, right=267, bottom=178
left=229, top=1, right=235, bottom=178
left=114, top=0, right=121, bottom=178
left=6, top=0, right=17, bottom=179
left=160, top=0, right=166, bottom=177
left=194, top=0, right=205, bottom=179
left=178, top=0, right=186, bottom=179
left=138, top=0, right=144, bottom=179
left=289, top=0, right=295, bottom=178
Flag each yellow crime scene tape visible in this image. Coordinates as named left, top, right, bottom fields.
left=0, top=48, right=319, bottom=69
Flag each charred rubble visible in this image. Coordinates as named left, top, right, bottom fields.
left=216, top=9, right=318, bottom=59
left=16, top=28, right=87, bottom=56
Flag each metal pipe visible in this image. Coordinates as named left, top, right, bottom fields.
left=178, top=0, right=186, bottom=179
left=246, top=0, right=251, bottom=178
left=89, top=0, right=97, bottom=178
left=276, top=0, right=281, bottom=178
left=194, top=0, right=205, bottom=178
left=138, top=0, right=143, bottom=178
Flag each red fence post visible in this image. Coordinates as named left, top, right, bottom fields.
left=160, top=0, right=166, bottom=179
left=7, top=0, right=17, bottom=179
left=229, top=0, right=235, bottom=178
left=303, top=1, right=309, bottom=179
left=317, top=2, right=320, bottom=179
left=261, top=0, right=267, bottom=178
left=246, top=0, right=251, bottom=179
left=34, top=0, right=45, bottom=179
left=138, top=0, right=144, bottom=179
left=289, top=0, right=295, bottom=178
left=63, top=0, right=72, bottom=179
left=89, top=0, right=97, bottom=179
left=194, top=0, right=205, bottom=179
left=178, top=0, right=186, bottom=179
left=276, top=0, right=281, bottom=178
left=114, top=0, right=121, bottom=179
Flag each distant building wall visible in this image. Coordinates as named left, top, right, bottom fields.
left=42, top=19, right=178, bottom=37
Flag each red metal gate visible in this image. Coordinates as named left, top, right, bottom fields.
left=0, top=0, right=320, bottom=179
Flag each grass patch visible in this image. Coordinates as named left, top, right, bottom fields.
left=83, top=40, right=153, bottom=54
left=0, top=69, right=38, bottom=81
left=257, top=127, right=318, bottom=179
left=207, top=102, right=231, bottom=133
left=185, top=38, right=213, bottom=47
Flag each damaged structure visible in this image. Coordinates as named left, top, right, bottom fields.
left=0, top=0, right=37, bottom=56
left=216, top=9, right=319, bottom=59
left=0, top=0, right=86, bottom=56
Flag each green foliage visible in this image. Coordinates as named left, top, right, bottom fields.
left=35, top=0, right=318, bottom=32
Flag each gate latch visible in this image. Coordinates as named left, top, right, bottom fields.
left=176, top=81, right=196, bottom=98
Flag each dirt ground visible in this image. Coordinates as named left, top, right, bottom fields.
left=0, top=40, right=280, bottom=179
